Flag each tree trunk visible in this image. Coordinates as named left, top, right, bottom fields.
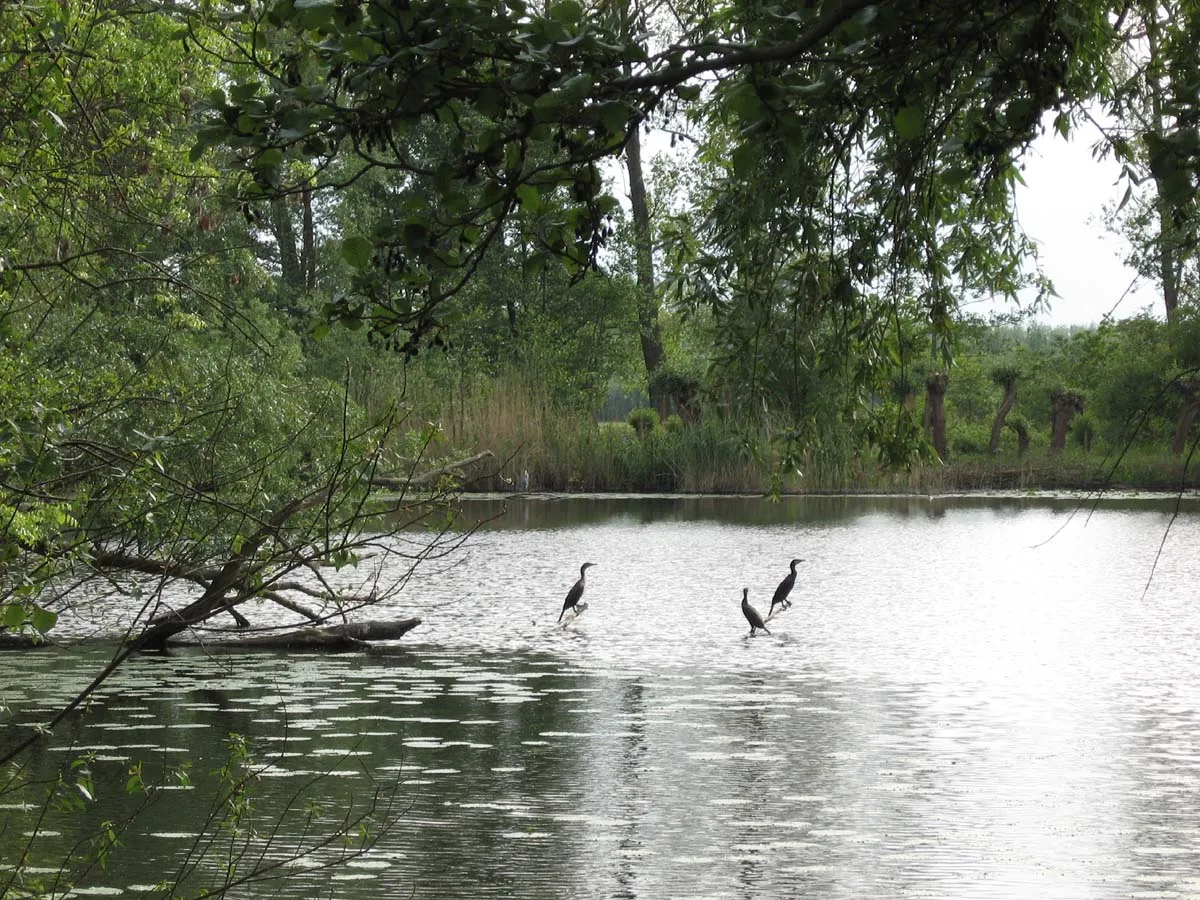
left=1155, top=182, right=1181, bottom=321
left=370, top=449, right=495, bottom=491
left=0, top=618, right=421, bottom=651
left=1050, top=390, right=1084, bottom=451
left=1006, top=419, right=1030, bottom=455
left=272, top=196, right=303, bottom=289
left=1172, top=395, right=1200, bottom=455
left=301, top=186, right=317, bottom=290
left=988, top=380, right=1018, bottom=453
left=505, top=295, right=519, bottom=335
left=626, top=117, right=666, bottom=397
left=1145, top=11, right=1183, bottom=322
left=504, top=233, right=520, bottom=336
left=924, top=372, right=949, bottom=461
left=191, top=618, right=422, bottom=649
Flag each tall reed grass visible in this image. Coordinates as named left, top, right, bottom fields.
left=375, top=369, right=1200, bottom=495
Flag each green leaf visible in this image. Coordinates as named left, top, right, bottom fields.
left=730, top=142, right=760, bottom=179
left=341, top=235, right=373, bottom=269
left=726, top=82, right=762, bottom=124
left=534, top=89, right=568, bottom=115
left=229, top=82, right=262, bottom=103
left=30, top=606, right=58, bottom=634
left=516, top=184, right=541, bottom=212
left=548, top=0, right=583, bottom=24
left=3, top=602, right=24, bottom=628
left=254, top=148, right=284, bottom=170
left=592, top=101, right=631, bottom=140
left=558, top=73, right=594, bottom=104
left=674, top=83, right=701, bottom=102
left=895, top=106, right=924, bottom=140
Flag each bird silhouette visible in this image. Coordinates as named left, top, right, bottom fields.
left=741, top=588, right=770, bottom=636
left=559, top=562, right=596, bottom=622
left=770, top=557, right=804, bottom=617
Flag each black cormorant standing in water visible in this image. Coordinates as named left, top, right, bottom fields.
left=741, top=588, right=770, bottom=636
left=559, top=562, right=596, bottom=622
left=770, top=558, right=804, bottom=617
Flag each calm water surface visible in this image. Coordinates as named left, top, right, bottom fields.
left=3, top=494, right=1200, bottom=898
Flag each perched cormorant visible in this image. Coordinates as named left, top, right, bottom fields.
left=559, top=562, right=596, bottom=622
left=741, top=588, right=770, bottom=636
left=770, top=557, right=804, bottom=617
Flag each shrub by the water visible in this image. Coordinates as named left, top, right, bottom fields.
left=627, top=407, right=660, bottom=437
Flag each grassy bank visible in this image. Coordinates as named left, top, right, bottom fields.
left=384, top=372, right=1200, bottom=495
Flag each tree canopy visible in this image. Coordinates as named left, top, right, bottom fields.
left=182, top=0, right=1115, bottom=348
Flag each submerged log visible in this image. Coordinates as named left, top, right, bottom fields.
left=0, top=632, right=50, bottom=651
left=187, top=617, right=422, bottom=650
left=0, top=618, right=421, bottom=652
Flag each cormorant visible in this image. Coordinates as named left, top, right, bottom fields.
left=741, top=588, right=770, bottom=636
left=559, top=562, right=596, bottom=622
left=770, top=557, right=804, bottom=617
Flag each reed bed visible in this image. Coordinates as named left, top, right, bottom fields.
left=380, top=371, right=1200, bottom=495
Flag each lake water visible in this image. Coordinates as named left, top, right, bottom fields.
left=3, top=494, right=1200, bottom=898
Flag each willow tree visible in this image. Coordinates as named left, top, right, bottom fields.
left=923, top=372, right=950, bottom=462
left=1050, top=388, right=1086, bottom=450
left=628, top=0, right=1112, bottom=458
left=182, top=1, right=1119, bottom=369
left=988, top=366, right=1022, bottom=453
left=1097, top=0, right=1200, bottom=322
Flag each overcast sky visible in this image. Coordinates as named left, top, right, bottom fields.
left=1000, top=119, right=1160, bottom=327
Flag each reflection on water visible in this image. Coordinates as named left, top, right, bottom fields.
left=3, top=495, right=1200, bottom=898
left=450, top=490, right=1200, bottom=531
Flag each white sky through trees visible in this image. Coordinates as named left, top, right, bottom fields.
left=626, top=114, right=1160, bottom=330
left=1009, top=117, right=1159, bottom=328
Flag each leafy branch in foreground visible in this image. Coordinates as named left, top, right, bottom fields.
left=1, top=710, right=411, bottom=899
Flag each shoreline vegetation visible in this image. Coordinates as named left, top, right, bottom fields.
left=391, top=372, right=1200, bottom=498
left=458, top=454, right=1200, bottom=496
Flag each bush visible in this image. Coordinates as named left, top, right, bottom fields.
left=627, top=407, right=659, bottom=437
left=1072, top=411, right=1099, bottom=452
left=664, top=414, right=685, bottom=434
left=948, top=422, right=990, bottom=456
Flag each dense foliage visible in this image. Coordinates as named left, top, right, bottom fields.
left=3, top=0, right=1200, bottom=892
left=1, top=0, right=1197, bottom=622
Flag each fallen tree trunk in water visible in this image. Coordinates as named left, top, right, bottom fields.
left=194, top=617, right=422, bottom=650
left=371, top=449, right=494, bottom=491
left=0, top=618, right=421, bottom=652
